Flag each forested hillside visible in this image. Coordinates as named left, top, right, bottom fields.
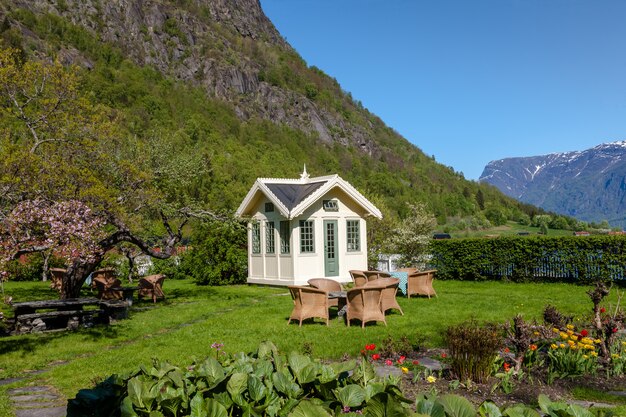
left=0, top=0, right=546, bottom=226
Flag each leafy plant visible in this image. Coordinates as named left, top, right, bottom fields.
left=445, top=320, right=502, bottom=383
left=67, top=341, right=414, bottom=416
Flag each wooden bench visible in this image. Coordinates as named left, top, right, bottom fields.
left=11, top=297, right=124, bottom=335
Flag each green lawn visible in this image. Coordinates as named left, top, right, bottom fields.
left=0, top=279, right=621, bottom=413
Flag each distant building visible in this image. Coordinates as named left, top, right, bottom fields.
left=236, top=168, right=382, bottom=286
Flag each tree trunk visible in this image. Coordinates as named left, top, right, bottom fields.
left=41, top=251, right=51, bottom=282
left=60, top=259, right=100, bottom=299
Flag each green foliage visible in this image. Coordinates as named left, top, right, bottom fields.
left=445, top=320, right=502, bottom=383
left=67, top=341, right=413, bottom=416
left=431, top=235, right=626, bottom=282
left=177, top=221, right=248, bottom=285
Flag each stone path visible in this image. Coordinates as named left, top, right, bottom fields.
left=5, top=384, right=66, bottom=417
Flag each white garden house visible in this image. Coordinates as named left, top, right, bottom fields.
left=235, top=168, right=382, bottom=286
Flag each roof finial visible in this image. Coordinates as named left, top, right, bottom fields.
left=300, top=164, right=310, bottom=181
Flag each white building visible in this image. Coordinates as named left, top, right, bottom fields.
left=235, top=168, right=382, bottom=286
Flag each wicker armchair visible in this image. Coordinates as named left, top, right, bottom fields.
left=288, top=286, right=329, bottom=326
left=363, top=270, right=391, bottom=282
left=395, top=267, right=418, bottom=275
left=407, top=269, right=437, bottom=298
left=345, top=285, right=386, bottom=328
left=307, top=278, right=342, bottom=308
left=93, top=275, right=122, bottom=300
left=365, top=277, right=403, bottom=315
left=138, top=274, right=166, bottom=303
left=49, top=268, right=66, bottom=293
left=349, top=270, right=368, bottom=287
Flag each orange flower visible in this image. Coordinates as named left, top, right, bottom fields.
left=529, top=344, right=537, bottom=351
left=503, top=363, right=511, bottom=371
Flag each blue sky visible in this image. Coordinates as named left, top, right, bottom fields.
left=260, top=0, right=626, bottom=180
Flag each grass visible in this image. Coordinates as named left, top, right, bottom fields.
left=0, top=279, right=623, bottom=411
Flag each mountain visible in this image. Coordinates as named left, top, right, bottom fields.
left=479, top=141, right=626, bottom=227
left=0, top=0, right=540, bottom=224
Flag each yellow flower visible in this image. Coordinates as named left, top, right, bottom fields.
left=401, top=367, right=409, bottom=374
left=612, top=354, right=620, bottom=359
left=570, top=334, right=578, bottom=341
left=567, top=330, right=574, bottom=336
left=567, top=340, right=575, bottom=346
left=622, top=341, right=626, bottom=346
left=591, top=351, right=598, bottom=357
left=550, top=343, right=558, bottom=349
left=553, top=328, right=560, bottom=333
left=560, top=332, right=569, bottom=339
left=533, top=331, right=540, bottom=336
left=566, top=324, right=574, bottom=330
left=595, top=339, right=602, bottom=344
left=560, top=343, right=566, bottom=349
left=426, top=375, right=437, bottom=383
left=570, top=345, right=578, bottom=350
left=583, top=355, right=589, bottom=359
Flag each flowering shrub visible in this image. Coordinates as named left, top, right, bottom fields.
left=546, top=324, right=599, bottom=383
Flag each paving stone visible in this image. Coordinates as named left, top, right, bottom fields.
left=374, top=364, right=403, bottom=378
left=0, top=377, right=23, bottom=386
left=608, top=391, right=626, bottom=397
left=15, top=406, right=66, bottom=417
left=8, top=386, right=52, bottom=394
left=414, top=356, right=443, bottom=371
left=13, top=401, right=62, bottom=408
left=11, top=393, right=59, bottom=402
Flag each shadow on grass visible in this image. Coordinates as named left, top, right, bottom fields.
left=0, top=324, right=121, bottom=355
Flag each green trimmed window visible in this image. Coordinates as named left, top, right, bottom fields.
left=299, top=220, right=314, bottom=253
left=265, top=221, right=275, bottom=254
left=280, top=221, right=290, bottom=254
left=347, top=220, right=360, bottom=252
left=251, top=222, right=261, bottom=254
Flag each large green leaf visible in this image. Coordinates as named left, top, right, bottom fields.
left=318, top=364, right=337, bottom=384
left=120, top=396, right=139, bottom=417
left=415, top=397, right=445, bottom=417
left=195, top=357, right=226, bottom=388
left=365, top=392, right=411, bottom=417
left=189, top=393, right=207, bottom=417
left=502, top=406, right=541, bottom=417
left=257, top=341, right=279, bottom=359
left=248, top=375, right=267, bottom=403
left=334, top=384, right=366, bottom=408
left=439, top=394, right=477, bottom=417
left=478, top=401, right=503, bottom=417
left=227, top=372, right=248, bottom=397
left=288, top=399, right=332, bottom=417
left=205, top=398, right=229, bottom=417
left=272, top=371, right=302, bottom=398
left=563, top=404, right=594, bottom=417
left=288, top=353, right=313, bottom=381
left=253, top=359, right=275, bottom=379
left=127, top=377, right=147, bottom=410
left=538, top=395, right=568, bottom=417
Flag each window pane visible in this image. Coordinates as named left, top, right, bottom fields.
left=347, top=220, right=360, bottom=252
left=251, top=223, right=260, bottom=254
left=266, top=221, right=275, bottom=254
left=299, top=220, right=314, bottom=253
left=280, top=221, right=290, bottom=254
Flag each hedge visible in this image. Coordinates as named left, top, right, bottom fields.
left=429, top=235, right=626, bottom=282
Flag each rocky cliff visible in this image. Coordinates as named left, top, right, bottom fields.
left=480, top=141, right=626, bottom=227
left=2, top=0, right=377, bottom=152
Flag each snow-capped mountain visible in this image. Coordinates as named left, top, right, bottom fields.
left=479, top=141, right=626, bottom=227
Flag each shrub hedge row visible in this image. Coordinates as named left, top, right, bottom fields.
left=430, top=235, right=626, bottom=282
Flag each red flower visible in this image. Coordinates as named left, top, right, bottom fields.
left=365, top=344, right=376, bottom=351
left=612, top=328, right=618, bottom=333
left=529, top=344, right=537, bottom=351
left=385, top=359, right=393, bottom=366
left=372, top=354, right=380, bottom=360
left=412, top=360, right=420, bottom=365
left=398, top=355, right=406, bottom=364
left=580, top=329, right=588, bottom=337
left=441, top=353, right=447, bottom=358
left=600, top=307, right=606, bottom=314
left=503, top=363, right=511, bottom=371
left=504, top=347, right=510, bottom=353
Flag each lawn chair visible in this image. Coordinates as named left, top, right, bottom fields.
left=363, top=270, right=391, bottom=282
left=345, top=285, right=386, bottom=328
left=287, top=286, right=329, bottom=326
left=138, top=274, right=166, bottom=303
left=93, top=275, right=123, bottom=300
left=349, top=270, right=368, bottom=287
left=365, top=277, right=403, bottom=315
left=406, top=269, right=437, bottom=298
left=307, top=278, right=342, bottom=308
left=49, top=268, right=66, bottom=293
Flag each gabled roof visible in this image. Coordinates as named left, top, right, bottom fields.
left=236, top=171, right=382, bottom=220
